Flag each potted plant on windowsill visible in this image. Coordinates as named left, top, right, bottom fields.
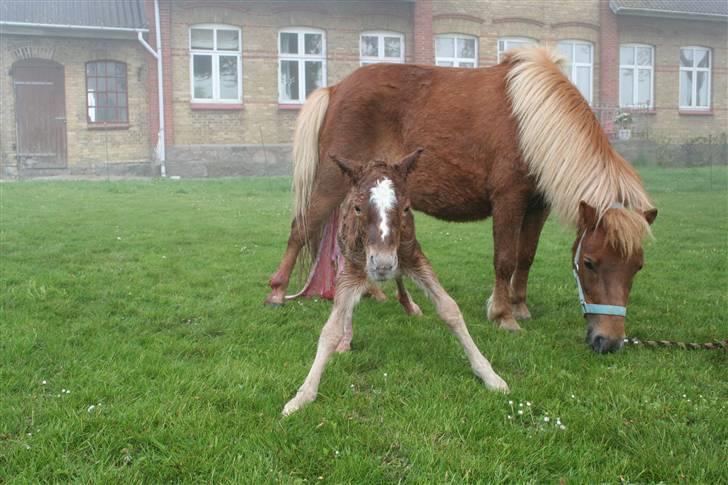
left=615, top=111, right=633, bottom=141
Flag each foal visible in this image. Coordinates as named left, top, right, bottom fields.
left=283, top=149, right=508, bottom=416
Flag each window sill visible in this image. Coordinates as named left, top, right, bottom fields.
left=190, top=103, right=244, bottom=111
left=619, top=108, right=656, bottom=115
left=679, top=110, right=712, bottom=116
left=278, top=103, right=302, bottom=111
left=87, top=123, right=130, bottom=130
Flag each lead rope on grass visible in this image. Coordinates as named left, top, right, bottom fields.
left=623, top=337, right=728, bottom=350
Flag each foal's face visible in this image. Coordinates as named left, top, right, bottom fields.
left=331, top=149, right=423, bottom=282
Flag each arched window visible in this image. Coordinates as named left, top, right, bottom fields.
left=86, top=60, right=128, bottom=123
left=435, top=34, right=478, bottom=68
left=278, top=28, right=326, bottom=103
left=619, top=44, right=654, bottom=108
left=679, top=46, right=711, bottom=110
left=557, top=40, right=593, bottom=104
left=189, top=24, right=242, bottom=103
left=360, top=31, right=404, bottom=65
left=497, top=37, right=537, bottom=62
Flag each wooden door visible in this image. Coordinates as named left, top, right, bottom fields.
left=13, top=59, right=67, bottom=169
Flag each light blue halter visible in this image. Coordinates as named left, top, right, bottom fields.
left=572, top=203, right=628, bottom=317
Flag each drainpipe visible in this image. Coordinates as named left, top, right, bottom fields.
left=136, top=0, right=166, bottom=177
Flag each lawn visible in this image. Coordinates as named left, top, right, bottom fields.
left=1, top=167, right=726, bottom=482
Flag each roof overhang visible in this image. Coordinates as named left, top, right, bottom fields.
left=0, top=21, right=147, bottom=40
left=609, top=0, right=728, bottom=22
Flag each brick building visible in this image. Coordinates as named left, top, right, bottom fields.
left=1, top=0, right=726, bottom=178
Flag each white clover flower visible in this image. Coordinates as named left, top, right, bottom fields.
left=383, top=373, right=388, bottom=378
left=42, top=380, right=47, bottom=385
left=508, top=400, right=513, bottom=405
left=507, top=415, right=513, bottom=420
left=87, top=405, right=96, bottom=413
left=559, top=424, right=566, bottom=430
left=519, top=403, right=523, bottom=407
left=526, top=401, right=531, bottom=407
left=517, top=410, right=524, bottom=415
left=544, top=416, right=550, bottom=422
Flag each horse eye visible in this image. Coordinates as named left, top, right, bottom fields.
left=583, top=259, right=596, bottom=271
left=403, top=206, right=410, bottom=213
left=354, top=206, right=362, bottom=215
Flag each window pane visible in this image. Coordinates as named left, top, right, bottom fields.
left=280, top=60, right=299, bottom=101
left=575, top=43, right=591, bottom=63
left=219, top=55, right=238, bottom=99
left=304, top=60, right=323, bottom=97
left=576, top=65, right=590, bottom=101
left=620, top=68, right=633, bottom=106
left=119, top=107, right=128, bottom=123
left=115, top=63, right=125, bottom=76
left=498, top=40, right=505, bottom=53
left=696, top=71, right=709, bottom=106
left=436, top=37, right=454, bottom=58
left=458, top=38, right=476, bottom=59
left=636, top=47, right=652, bottom=66
left=87, top=62, right=97, bottom=75
left=304, top=33, right=322, bottom=55
left=680, top=70, right=692, bottom=106
left=680, top=48, right=693, bottom=68
left=193, top=55, right=213, bottom=99
left=436, top=61, right=454, bottom=67
left=217, top=30, right=239, bottom=51
left=88, top=77, right=96, bottom=91
left=191, top=28, right=213, bottom=49
left=384, top=37, right=401, bottom=58
left=557, top=43, right=572, bottom=61
left=459, top=62, right=475, bottom=68
left=361, top=35, right=378, bottom=57
left=97, top=77, right=106, bottom=92
left=637, top=69, right=651, bottom=106
left=696, top=48, right=710, bottom=68
left=620, top=46, right=634, bottom=65
left=88, top=106, right=96, bottom=122
left=280, top=32, right=298, bottom=54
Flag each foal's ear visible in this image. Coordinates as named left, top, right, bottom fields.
left=329, top=153, right=361, bottom=182
left=396, top=147, right=424, bottom=177
left=643, top=208, right=658, bottom=225
left=578, top=201, right=598, bottom=229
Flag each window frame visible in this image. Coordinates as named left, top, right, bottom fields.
left=679, top=46, right=711, bottom=111
left=188, top=23, right=243, bottom=104
left=360, top=31, right=405, bottom=65
left=85, top=60, right=129, bottom=125
left=434, top=33, right=478, bottom=68
left=278, top=27, right=327, bottom=104
left=497, top=36, right=537, bottom=63
left=619, top=44, right=654, bottom=109
left=557, top=40, right=594, bottom=105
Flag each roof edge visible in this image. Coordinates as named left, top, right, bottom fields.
left=609, top=1, right=728, bottom=21
left=0, top=20, right=148, bottom=33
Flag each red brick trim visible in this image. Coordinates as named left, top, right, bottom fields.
left=551, top=21, right=600, bottom=32
left=598, top=0, right=619, bottom=107
left=414, top=0, right=434, bottom=65
left=492, top=17, right=546, bottom=28
left=191, top=103, right=244, bottom=111
left=433, top=13, right=485, bottom=24
left=87, top=123, right=130, bottom=130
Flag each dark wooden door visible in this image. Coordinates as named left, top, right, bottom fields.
left=13, top=59, right=67, bottom=168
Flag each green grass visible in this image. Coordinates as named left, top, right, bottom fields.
left=1, top=167, right=726, bottom=482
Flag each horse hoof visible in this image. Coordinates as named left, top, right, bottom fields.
left=497, top=318, right=522, bottom=332
left=335, top=342, right=351, bottom=353
left=264, top=294, right=284, bottom=307
left=511, top=303, right=532, bottom=320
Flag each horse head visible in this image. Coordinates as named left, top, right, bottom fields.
left=329, top=148, right=423, bottom=282
left=574, top=201, right=658, bottom=353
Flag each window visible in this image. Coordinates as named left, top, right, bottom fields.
left=620, top=44, right=654, bottom=108
left=86, top=61, right=128, bottom=123
left=497, top=37, right=536, bottom=62
left=679, top=46, right=711, bottom=110
left=435, top=34, right=477, bottom=68
left=278, top=28, right=326, bottom=103
left=189, top=24, right=242, bottom=103
left=557, top=40, right=593, bottom=104
left=360, top=31, right=404, bottom=65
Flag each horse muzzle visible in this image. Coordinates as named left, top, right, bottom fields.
left=586, top=315, right=625, bottom=353
left=367, top=252, right=398, bottom=281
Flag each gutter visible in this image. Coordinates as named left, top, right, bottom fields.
left=609, top=1, right=728, bottom=21
left=135, top=0, right=166, bottom=176
left=0, top=20, right=148, bottom=33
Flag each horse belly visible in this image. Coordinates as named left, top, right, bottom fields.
left=410, top=182, right=492, bottom=222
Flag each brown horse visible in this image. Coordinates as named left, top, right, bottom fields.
left=282, top=150, right=508, bottom=415
left=266, top=47, right=658, bottom=354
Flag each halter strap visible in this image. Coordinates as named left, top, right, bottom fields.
left=572, top=227, right=628, bottom=317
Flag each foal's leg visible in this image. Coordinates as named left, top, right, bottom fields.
left=283, top=275, right=366, bottom=415
left=487, top=196, right=527, bottom=331
left=396, top=276, right=422, bottom=316
left=510, top=205, right=549, bottom=320
left=407, top=257, right=508, bottom=392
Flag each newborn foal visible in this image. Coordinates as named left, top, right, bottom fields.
left=283, top=149, right=508, bottom=416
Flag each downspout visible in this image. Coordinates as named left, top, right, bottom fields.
left=136, top=0, right=166, bottom=177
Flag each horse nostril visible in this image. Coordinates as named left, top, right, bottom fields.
left=592, top=335, right=607, bottom=354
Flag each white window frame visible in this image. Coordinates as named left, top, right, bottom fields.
left=557, top=40, right=593, bottom=105
left=360, top=31, right=405, bottom=65
left=435, top=34, right=478, bottom=68
left=497, top=37, right=537, bottom=62
left=189, top=24, right=242, bottom=104
left=619, top=44, right=654, bottom=109
left=679, top=46, right=711, bottom=110
left=278, top=27, right=327, bottom=104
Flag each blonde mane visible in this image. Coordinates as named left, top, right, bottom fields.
left=505, top=47, right=654, bottom=255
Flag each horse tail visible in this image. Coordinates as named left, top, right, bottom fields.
left=292, top=87, right=331, bottom=233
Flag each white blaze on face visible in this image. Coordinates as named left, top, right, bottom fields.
left=369, top=178, right=396, bottom=241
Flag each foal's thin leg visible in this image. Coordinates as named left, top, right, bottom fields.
left=510, top=205, right=549, bottom=320
left=283, top=278, right=365, bottom=415
left=407, top=260, right=508, bottom=392
left=396, top=276, right=422, bottom=316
